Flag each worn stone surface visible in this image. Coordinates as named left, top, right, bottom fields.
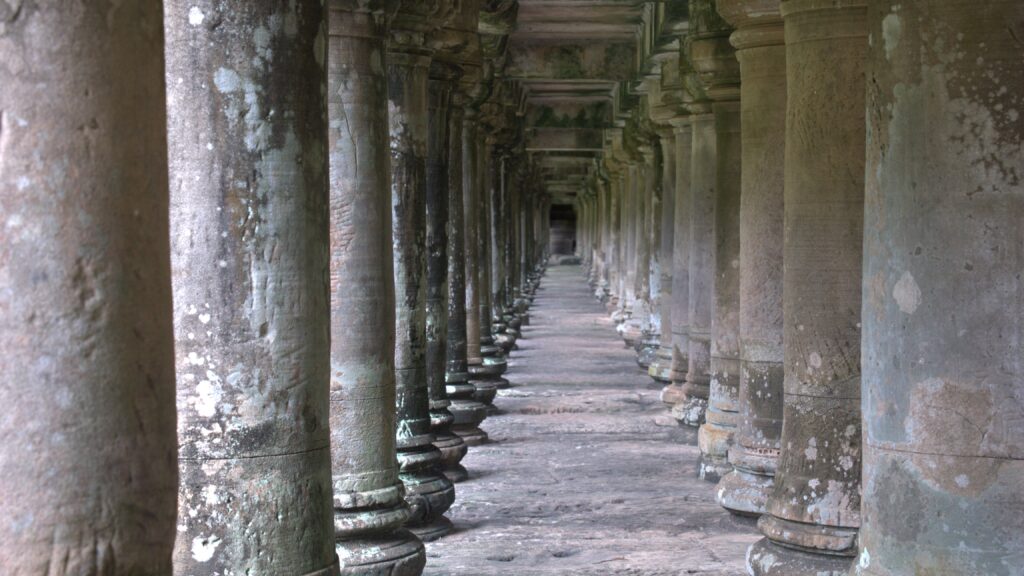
left=166, top=2, right=338, bottom=574
left=857, top=1, right=1024, bottom=574
left=424, top=266, right=758, bottom=575
left=388, top=3, right=457, bottom=540
left=673, top=111, right=715, bottom=427
left=0, top=2, right=177, bottom=572
left=327, top=5, right=427, bottom=574
left=426, top=63, right=469, bottom=485
left=647, top=129, right=676, bottom=385
left=716, top=0, right=787, bottom=518
left=749, top=0, right=867, bottom=573
left=662, top=120, right=694, bottom=407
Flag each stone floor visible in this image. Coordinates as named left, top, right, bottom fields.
left=425, top=264, right=760, bottom=575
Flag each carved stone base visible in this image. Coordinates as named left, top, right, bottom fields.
left=746, top=538, right=853, bottom=576
left=619, top=318, right=643, bottom=348
left=441, top=463, right=468, bottom=483
left=453, top=424, right=489, bottom=446
left=408, top=515, right=454, bottom=543
left=648, top=346, right=673, bottom=383
left=635, top=336, right=659, bottom=369
left=697, top=411, right=736, bottom=482
left=337, top=530, right=425, bottom=576
left=433, top=431, right=468, bottom=485
left=717, top=466, right=772, bottom=517
left=660, top=382, right=686, bottom=406
left=671, top=396, right=707, bottom=427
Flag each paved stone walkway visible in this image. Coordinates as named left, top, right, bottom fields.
left=425, top=264, right=760, bottom=575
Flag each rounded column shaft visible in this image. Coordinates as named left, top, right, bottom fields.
left=166, top=2, right=338, bottom=573
left=425, top=64, right=468, bottom=485
left=748, top=0, right=866, bottom=573
left=663, top=120, right=694, bottom=406
left=327, top=6, right=426, bottom=573
left=447, top=103, right=489, bottom=453
left=690, top=1, right=743, bottom=480
left=0, top=3, right=176, bottom=572
left=857, top=2, right=1024, bottom=574
left=673, top=110, right=716, bottom=427
left=649, top=130, right=677, bottom=385
left=716, top=0, right=788, bottom=518
left=387, top=7, right=457, bottom=540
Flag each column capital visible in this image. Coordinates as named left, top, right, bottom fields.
left=717, top=0, right=784, bottom=50
left=389, top=0, right=454, bottom=54
left=687, top=0, right=741, bottom=102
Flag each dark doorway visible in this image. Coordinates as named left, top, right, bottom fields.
left=549, top=204, right=577, bottom=256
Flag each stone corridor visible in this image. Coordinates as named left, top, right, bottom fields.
left=426, top=265, right=757, bottom=575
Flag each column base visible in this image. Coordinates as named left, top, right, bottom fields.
left=746, top=538, right=853, bottom=576
left=408, top=515, right=454, bottom=543
left=717, top=467, right=773, bottom=517
left=471, top=380, right=499, bottom=405
left=620, top=319, right=643, bottom=347
left=449, top=398, right=487, bottom=428
left=671, top=396, right=707, bottom=427
left=697, top=415, right=736, bottom=482
left=453, top=424, right=489, bottom=446
left=648, top=349, right=673, bottom=383
left=660, top=382, right=686, bottom=406
left=433, top=432, right=468, bottom=480
left=636, top=340, right=659, bottom=369
left=336, top=529, right=426, bottom=576
left=441, top=462, right=468, bottom=483
left=334, top=482, right=411, bottom=537
left=400, top=466, right=455, bottom=530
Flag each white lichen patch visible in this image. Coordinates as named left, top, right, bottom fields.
left=893, top=270, right=921, bottom=314
left=882, top=12, right=901, bottom=61
left=188, top=6, right=205, bottom=26
left=191, top=534, right=221, bottom=562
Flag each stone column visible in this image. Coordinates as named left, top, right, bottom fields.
left=469, top=132, right=510, bottom=411
left=426, top=62, right=469, bottom=484
left=166, top=2, right=337, bottom=574
left=0, top=4, right=176, bottom=572
left=672, top=106, right=716, bottom=427
left=746, top=0, right=866, bottom=573
left=662, top=118, right=694, bottom=406
left=447, top=96, right=489, bottom=453
left=606, top=161, right=625, bottom=313
left=855, top=2, right=1024, bottom=574
left=388, top=2, right=457, bottom=542
left=690, top=1, right=742, bottom=480
left=327, top=5, right=426, bottom=573
left=649, top=128, right=677, bottom=384
left=635, top=145, right=662, bottom=367
left=461, top=111, right=498, bottom=429
left=716, top=0, right=787, bottom=517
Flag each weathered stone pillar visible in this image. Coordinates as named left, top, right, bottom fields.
left=388, top=2, right=457, bottom=542
left=649, top=128, right=677, bottom=384
left=461, top=111, right=499, bottom=431
left=426, top=61, right=469, bottom=484
left=855, top=2, right=1024, bottom=574
left=635, top=145, right=661, bottom=367
left=0, top=4, right=176, bottom=572
left=690, top=0, right=742, bottom=480
left=672, top=106, right=715, bottom=427
left=468, top=129, right=510, bottom=411
left=662, top=117, right=694, bottom=406
left=327, top=5, right=427, bottom=572
left=747, top=0, right=866, bottom=573
left=447, top=96, right=489, bottom=453
left=166, top=2, right=337, bottom=573
left=716, top=0, right=787, bottom=517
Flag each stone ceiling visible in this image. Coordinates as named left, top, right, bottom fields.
left=504, top=1, right=688, bottom=205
